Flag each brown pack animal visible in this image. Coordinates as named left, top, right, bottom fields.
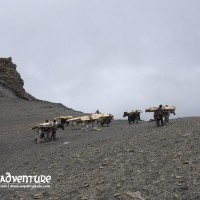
left=123, top=111, right=141, bottom=124
left=97, top=114, right=114, bottom=127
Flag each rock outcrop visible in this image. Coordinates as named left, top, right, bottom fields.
left=0, top=57, right=35, bottom=100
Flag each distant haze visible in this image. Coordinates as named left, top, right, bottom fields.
left=1, top=0, right=200, bottom=120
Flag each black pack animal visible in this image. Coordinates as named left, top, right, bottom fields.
left=57, top=123, right=65, bottom=130
left=123, top=112, right=141, bottom=124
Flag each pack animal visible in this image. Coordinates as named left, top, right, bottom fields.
left=33, top=122, right=64, bottom=143
left=163, top=109, right=176, bottom=124
left=97, top=115, right=113, bottom=127
left=153, top=106, right=176, bottom=126
left=123, top=112, right=141, bottom=124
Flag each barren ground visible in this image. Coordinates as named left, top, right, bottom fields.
left=0, top=97, right=200, bottom=200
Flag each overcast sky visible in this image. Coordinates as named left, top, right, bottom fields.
left=1, top=0, right=200, bottom=120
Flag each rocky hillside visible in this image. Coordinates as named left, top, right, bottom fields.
left=0, top=57, right=35, bottom=100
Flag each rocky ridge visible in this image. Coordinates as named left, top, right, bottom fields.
left=0, top=57, right=35, bottom=100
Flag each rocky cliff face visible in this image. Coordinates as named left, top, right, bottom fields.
left=0, top=57, right=35, bottom=100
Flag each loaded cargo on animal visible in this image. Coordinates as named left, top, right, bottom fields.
left=145, top=105, right=176, bottom=126
left=32, top=120, right=64, bottom=143
left=123, top=110, right=142, bottom=124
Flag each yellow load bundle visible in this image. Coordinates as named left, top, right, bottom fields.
left=90, top=114, right=103, bottom=120
left=130, top=109, right=142, bottom=114
left=80, top=116, right=93, bottom=121
left=67, top=117, right=81, bottom=122
left=163, top=106, right=176, bottom=111
left=91, top=113, right=114, bottom=119
left=57, top=116, right=73, bottom=120
left=32, top=122, right=53, bottom=130
left=145, top=106, right=176, bottom=112
left=100, top=114, right=110, bottom=118
left=67, top=115, right=93, bottom=122
left=101, top=114, right=114, bottom=119
left=145, top=107, right=157, bottom=112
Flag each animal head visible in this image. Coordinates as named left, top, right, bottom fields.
left=171, top=110, right=176, bottom=115
left=123, top=112, right=128, bottom=117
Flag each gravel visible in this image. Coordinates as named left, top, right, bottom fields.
left=0, top=97, right=200, bottom=200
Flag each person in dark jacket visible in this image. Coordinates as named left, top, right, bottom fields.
left=154, top=105, right=164, bottom=127
left=51, top=119, right=58, bottom=141
left=95, top=109, right=101, bottom=114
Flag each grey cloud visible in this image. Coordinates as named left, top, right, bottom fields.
left=1, top=0, right=200, bottom=119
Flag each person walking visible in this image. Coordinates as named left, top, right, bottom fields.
left=51, top=119, right=58, bottom=141
left=164, top=105, right=170, bottom=124
left=154, top=105, right=164, bottom=127
left=95, top=109, right=101, bottom=114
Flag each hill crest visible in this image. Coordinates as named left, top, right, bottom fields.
left=0, top=57, right=35, bottom=100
